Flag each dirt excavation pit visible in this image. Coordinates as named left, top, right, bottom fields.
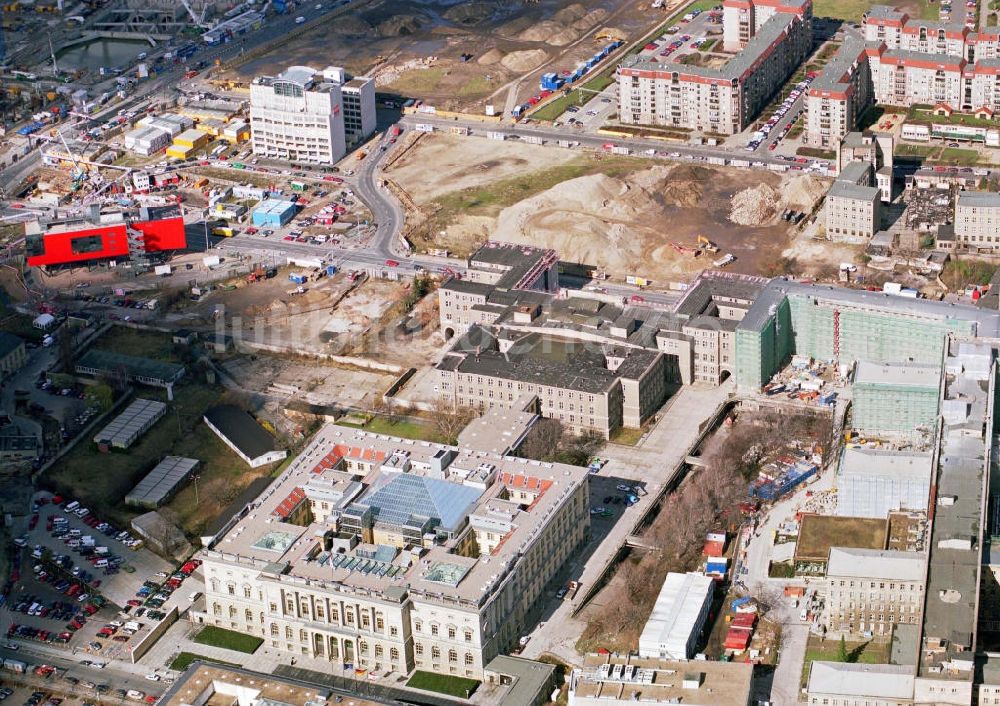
left=490, top=165, right=829, bottom=279
left=389, top=133, right=832, bottom=280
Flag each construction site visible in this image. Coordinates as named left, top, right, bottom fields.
left=386, top=131, right=833, bottom=282
left=221, top=0, right=686, bottom=113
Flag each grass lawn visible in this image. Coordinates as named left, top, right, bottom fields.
left=896, top=143, right=936, bottom=158
left=41, top=380, right=272, bottom=539
left=812, top=0, right=935, bottom=20
left=193, top=626, right=263, bottom=654
left=340, top=415, right=444, bottom=443
left=407, top=671, right=480, bottom=698
left=0, top=306, right=45, bottom=343
left=610, top=426, right=645, bottom=446
left=941, top=258, right=997, bottom=290
left=169, top=652, right=241, bottom=671
left=457, top=75, right=494, bottom=97
left=935, top=147, right=981, bottom=165
left=796, top=515, right=886, bottom=562
left=387, top=67, right=446, bottom=95
left=796, top=146, right=836, bottom=160
left=801, top=636, right=890, bottom=687
left=92, top=328, right=179, bottom=363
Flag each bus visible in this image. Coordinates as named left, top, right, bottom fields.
left=12, top=71, right=37, bottom=81
left=211, top=226, right=235, bottom=237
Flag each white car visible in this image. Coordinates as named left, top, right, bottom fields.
left=144, top=674, right=160, bottom=682
left=616, top=484, right=631, bottom=492
left=590, top=507, right=605, bottom=515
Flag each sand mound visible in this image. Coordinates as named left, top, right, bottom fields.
left=519, top=20, right=581, bottom=44
left=497, top=15, right=536, bottom=37
left=477, top=48, right=504, bottom=65
left=444, top=1, right=496, bottom=24
left=501, top=49, right=549, bottom=72
left=330, top=15, right=372, bottom=35
left=553, top=3, right=588, bottom=22
left=377, top=13, right=429, bottom=36
left=492, top=170, right=668, bottom=272
left=549, top=27, right=582, bottom=45
left=573, top=9, right=609, bottom=29
left=782, top=174, right=829, bottom=211
left=730, top=183, right=779, bottom=225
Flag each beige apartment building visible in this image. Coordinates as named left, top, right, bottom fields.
left=193, top=422, right=590, bottom=680
left=954, top=191, right=1000, bottom=250
left=826, top=161, right=882, bottom=242
left=824, top=547, right=926, bottom=636
left=618, top=0, right=811, bottom=134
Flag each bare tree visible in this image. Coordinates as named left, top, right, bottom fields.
left=430, top=400, right=478, bottom=444
left=519, top=418, right=563, bottom=460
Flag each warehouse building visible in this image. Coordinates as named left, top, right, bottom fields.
left=137, top=113, right=193, bottom=138
left=852, top=360, right=941, bottom=436
left=123, top=125, right=171, bottom=156
left=93, top=398, right=168, bottom=449
left=126, top=456, right=200, bottom=509
left=251, top=199, right=297, bottom=227
left=837, top=447, right=933, bottom=517
left=203, top=405, right=287, bottom=467
left=807, top=663, right=916, bottom=706
left=638, top=572, right=715, bottom=660
left=76, top=350, right=185, bottom=398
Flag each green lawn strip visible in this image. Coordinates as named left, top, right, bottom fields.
left=406, top=670, right=480, bottom=698
left=341, top=415, right=444, bottom=443
left=169, top=652, right=241, bottom=671
left=192, top=626, right=263, bottom=654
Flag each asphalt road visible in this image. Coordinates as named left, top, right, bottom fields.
left=0, top=643, right=166, bottom=699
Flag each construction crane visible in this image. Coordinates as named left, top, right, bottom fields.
left=180, top=0, right=210, bottom=28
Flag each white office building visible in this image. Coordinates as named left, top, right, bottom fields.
left=250, top=65, right=347, bottom=165
left=638, top=572, right=714, bottom=660
left=320, top=65, right=376, bottom=145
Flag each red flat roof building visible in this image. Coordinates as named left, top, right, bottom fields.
left=25, top=205, right=186, bottom=268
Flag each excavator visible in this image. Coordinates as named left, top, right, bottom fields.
left=697, top=235, right=720, bottom=253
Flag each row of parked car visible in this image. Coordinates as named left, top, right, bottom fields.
left=6, top=624, right=74, bottom=645
left=746, top=73, right=816, bottom=151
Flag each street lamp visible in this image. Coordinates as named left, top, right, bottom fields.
left=192, top=474, right=201, bottom=506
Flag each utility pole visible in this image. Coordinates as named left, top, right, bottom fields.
left=48, top=33, right=58, bottom=76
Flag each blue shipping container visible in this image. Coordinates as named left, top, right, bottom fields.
left=326, top=265, right=337, bottom=277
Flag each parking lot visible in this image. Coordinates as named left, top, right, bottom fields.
left=16, top=492, right=172, bottom=610
left=6, top=494, right=202, bottom=665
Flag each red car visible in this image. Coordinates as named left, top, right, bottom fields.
left=283, top=235, right=294, bottom=241
left=385, top=259, right=399, bottom=267
left=127, top=599, right=142, bottom=607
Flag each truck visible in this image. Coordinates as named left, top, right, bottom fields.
left=2, top=659, right=26, bottom=674
left=390, top=124, right=402, bottom=137
left=211, top=226, right=234, bottom=237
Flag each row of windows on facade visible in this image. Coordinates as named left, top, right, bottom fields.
left=455, top=387, right=597, bottom=413
left=834, top=581, right=921, bottom=589
left=455, top=376, right=597, bottom=401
